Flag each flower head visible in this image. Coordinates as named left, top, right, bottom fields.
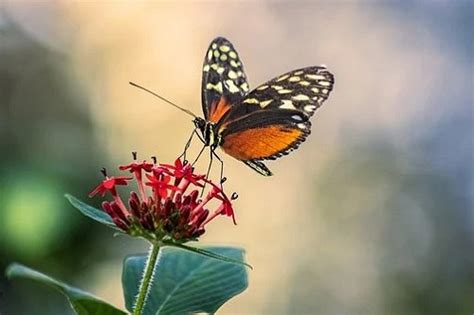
left=89, top=168, right=132, bottom=198
left=89, top=153, right=237, bottom=243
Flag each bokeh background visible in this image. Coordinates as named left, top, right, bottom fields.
left=1, top=1, right=472, bottom=314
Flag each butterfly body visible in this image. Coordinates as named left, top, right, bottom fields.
left=193, top=37, right=334, bottom=176
left=193, top=117, right=219, bottom=150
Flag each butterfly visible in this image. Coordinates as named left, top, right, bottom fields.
left=192, top=37, right=334, bottom=176
left=131, top=37, right=334, bottom=176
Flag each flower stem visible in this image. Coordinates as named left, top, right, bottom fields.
left=133, top=243, right=160, bottom=315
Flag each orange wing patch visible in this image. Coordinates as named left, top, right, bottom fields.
left=221, top=125, right=304, bottom=161
left=209, top=97, right=232, bottom=123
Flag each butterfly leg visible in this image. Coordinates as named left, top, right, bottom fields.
left=195, top=128, right=206, bottom=143
left=211, top=149, right=225, bottom=190
left=200, top=148, right=215, bottom=197
left=179, top=128, right=198, bottom=163
left=192, top=144, right=207, bottom=166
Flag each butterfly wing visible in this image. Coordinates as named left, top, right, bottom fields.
left=217, top=66, right=334, bottom=175
left=219, top=108, right=310, bottom=160
left=222, top=66, right=334, bottom=122
left=201, top=37, right=249, bottom=123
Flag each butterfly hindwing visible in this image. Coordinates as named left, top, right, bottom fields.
left=219, top=109, right=311, bottom=163
left=201, top=37, right=249, bottom=123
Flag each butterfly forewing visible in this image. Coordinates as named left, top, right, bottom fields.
left=223, top=66, right=334, bottom=123
left=201, top=37, right=249, bottom=123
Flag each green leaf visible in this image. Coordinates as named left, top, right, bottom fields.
left=167, top=242, right=253, bottom=269
left=6, top=263, right=126, bottom=315
left=122, top=246, right=248, bottom=315
left=65, top=194, right=118, bottom=230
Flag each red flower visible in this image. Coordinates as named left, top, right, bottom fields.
left=146, top=174, right=179, bottom=199
left=88, top=154, right=238, bottom=242
left=89, top=169, right=132, bottom=217
left=89, top=176, right=131, bottom=197
left=160, top=158, right=189, bottom=178
left=119, top=152, right=153, bottom=201
left=119, top=161, right=154, bottom=175
left=159, top=158, right=205, bottom=187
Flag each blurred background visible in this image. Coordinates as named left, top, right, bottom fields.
left=0, top=1, right=472, bottom=314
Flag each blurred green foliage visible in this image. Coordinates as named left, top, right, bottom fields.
left=0, top=19, right=108, bottom=314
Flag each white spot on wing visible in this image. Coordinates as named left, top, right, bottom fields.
left=289, top=76, right=300, bottom=82
left=280, top=100, right=295, bottom=109
left=322, top=88, right=329, bottom=94
left=230, top=60, right=239, bottom=67
left=220, top=54, right=228, bottom=61
left=243, top=98, right=259, bottom=104
left=297, top=123, right=307, bottom=129
left=241, top=82, right=249, bottom=92
left=292, top=115, right=303, bottom=121
left=305, top=74, right=325, bottom=80
left=277, top=74, right=290, bottom=82
left=219, top=45, right=230, bottom=52
left=217, top=67, right=225, bottom=74
left=257, top=85, right=269, bottom=91
left=229, top=51, right=237, bottom=59
left=213, top=50, right=220, bottom=58
left=304, top=105, right=317, bottom=112
left=311, top=87, right=320, bottom=93
left=225, top=80, right=240, bottom=93
left=278, top=89, right=292, bottom=94
left=203, top=65, right=210, bottom=72
left=206, top=82, right=223, bottom=93
left=260, top=100, right=273, bottom=107
left=228, top=70, right=238, bottom=79
left=299, top=81, right=310, bottom=86
left=319, top=81, right=331, bottom=87
left=207, top=50, right=213, bottom=61
left=292, top=94, right=310, bottom=101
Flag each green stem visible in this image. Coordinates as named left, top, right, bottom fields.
left=133, top=242, right=160, bottom=315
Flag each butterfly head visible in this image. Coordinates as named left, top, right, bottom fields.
left=193, top=117, right=207, bottom=131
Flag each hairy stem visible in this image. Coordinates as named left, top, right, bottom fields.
left=133, top=243, right=160, bottom=315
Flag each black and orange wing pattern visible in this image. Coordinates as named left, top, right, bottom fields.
left=201, top=37, right=249, bottom=124
left=217, top=66, right=335, bottom=176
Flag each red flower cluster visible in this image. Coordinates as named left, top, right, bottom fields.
left=89, top=153, right=237, bottom=242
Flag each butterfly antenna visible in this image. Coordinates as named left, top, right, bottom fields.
left=129, top=81, right=197, bottom=118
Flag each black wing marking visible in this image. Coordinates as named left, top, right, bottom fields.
left=220, top=108, right=310, bottom=137
left=201, top=37, right=249, bottom=120
left=222, top=66, right=334, bottom=122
